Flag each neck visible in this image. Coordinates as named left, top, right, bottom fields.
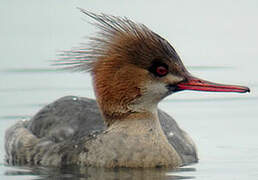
left=100, top=101, right=159, bottom=127
left=107, top=109, right=163, bottom=136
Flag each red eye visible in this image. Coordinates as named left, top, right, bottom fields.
left=156, top=66, right=168, bottom=76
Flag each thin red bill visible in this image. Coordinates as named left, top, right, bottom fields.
left=176, top=77, right=250, bottom=93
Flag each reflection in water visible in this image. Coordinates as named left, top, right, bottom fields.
left=4, top=165, right=196, bottom=180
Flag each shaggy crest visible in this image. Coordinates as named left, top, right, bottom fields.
left=56, top=8, right=181, bottom=72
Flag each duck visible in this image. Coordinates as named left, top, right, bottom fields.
left=5, top=9, right=250, bottom=168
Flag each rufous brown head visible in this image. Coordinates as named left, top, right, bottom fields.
left=58, top=9, right=250, bottom=126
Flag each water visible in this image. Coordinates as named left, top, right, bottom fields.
left=1, top=0, right=258, bottom=179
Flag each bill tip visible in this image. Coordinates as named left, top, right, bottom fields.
left=246, top=87, right=251, bottom=93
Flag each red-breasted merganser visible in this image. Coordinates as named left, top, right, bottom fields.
left=5, top=9, right=250, bottom=168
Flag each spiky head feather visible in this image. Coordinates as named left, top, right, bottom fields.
left=57, top=9, right=186, bottom=125
left=57, top=9, right=182, bottom=73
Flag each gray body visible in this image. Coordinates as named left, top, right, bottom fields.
left=5, top=96, right=197, bottom=167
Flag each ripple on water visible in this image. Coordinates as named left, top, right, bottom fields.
left=2, top=165, right=197, bottom=180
